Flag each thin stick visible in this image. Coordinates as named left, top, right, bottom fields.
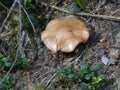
left=0, top=0, right=21, bottom=85
left=0, top=49, right=19, bottom=84
left=46, top=0, right=61, bottom=23
left=18, top=0, right=22, bottom=38
left=41, top=2, right=120, bottom=22
left=17, top=1, right=36, bottom=32
left=87, top=0, right=107, bottom=22
left=46, top=73, right=57, bottom=88
left=0, top=0, right=17, bottom=33
left=18, top=0, right=26, bottom=58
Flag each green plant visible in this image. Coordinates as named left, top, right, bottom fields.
left=75, top=0, right=89, bottom=11
left=0, top=53, right=12, bottom=68
left=16, top=86, right=27, bottom=90
left=47, top=85, right=56, bottom=90
left=23, top=0, right=32, bottom=7
left=22, top=14, right=38, bottom=28
left=23, top=0, right=36, bottom=9
left=0, top=52, right=28, bottom=69
left=0, top=1, right=9, bottom=11
left=15, top=53, right=28, bottom=68
left=0, top=74, right=14, bottom=89
left=0, top=52, right=28, bottom=89
left=35, top=82, right=43, bottom=90
left=16, top=82, right=43, bottom=90
left=58, top=62, right=105, bottom=90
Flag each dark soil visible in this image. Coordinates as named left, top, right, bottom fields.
left=0, top=0, right=120, bottom=90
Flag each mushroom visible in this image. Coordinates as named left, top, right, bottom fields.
left=41, top=15, right=89, bottom=53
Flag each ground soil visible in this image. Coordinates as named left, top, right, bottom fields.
left=0, top=0, right=120, bottom=90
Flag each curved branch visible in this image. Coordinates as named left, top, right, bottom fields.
left=41, top=2, right=120, bottom=22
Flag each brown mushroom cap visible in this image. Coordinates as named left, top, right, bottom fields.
left=41, top=15, right=89, bottom=52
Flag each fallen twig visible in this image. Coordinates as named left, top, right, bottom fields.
left=0, top=0, right=17, bottom=33
left=46, top=0, right=61, bottom=23
left=87, top=0, right=107, bottom=22
left=111, top=8, right=120, bottom=16
left=0, top=49, right=19, bottom=85
left=41, top=2, right=120, bottom=22
left=0, top=0, right=36, bottom=33
left=18, top=0, right=26, bottom=58
left=0, top=0, right=18, bottom=85
left=45, top=73, right=57, bottom=88
left=17, top=1, right=36, bottom=32
left=0, top=0, right=24, bottom=85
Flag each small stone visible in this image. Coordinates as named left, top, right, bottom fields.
left=99, top=38, right=106, bottom=43
left=101, top=55, right=109, bottom=65
left=101, top=55, right=117, bottom=65
left=23, top=71, right=30, bottom=76
left=109, top=48, right=120, bottom=58
left=109, top=57, right=117, bottom=65
left=115, top=31, right=120, bottom=42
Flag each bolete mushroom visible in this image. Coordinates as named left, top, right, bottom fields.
left=41, top=15, right=89, bottom=53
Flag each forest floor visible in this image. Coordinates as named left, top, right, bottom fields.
left=0, top=0, right=120, bottom=90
